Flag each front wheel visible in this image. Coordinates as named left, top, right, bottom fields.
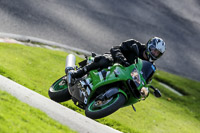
left=48, top=76, right=71, bottom=102
left=85, top=93, right=126, bottom=119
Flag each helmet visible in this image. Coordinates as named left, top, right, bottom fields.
left=145, top=37, right=166, bottom=62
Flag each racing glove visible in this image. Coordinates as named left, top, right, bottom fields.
left=117, top=56, right=130, bottom=67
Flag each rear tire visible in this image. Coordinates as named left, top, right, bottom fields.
left=48, top=76, right=71, bottom=102
left=85, top=93, right=126, bottom=119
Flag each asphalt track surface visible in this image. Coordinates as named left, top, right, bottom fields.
left=0, top=0, right=200, bottom=81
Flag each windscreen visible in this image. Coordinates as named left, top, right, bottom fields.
left=141, top=60, right=156, bottom=83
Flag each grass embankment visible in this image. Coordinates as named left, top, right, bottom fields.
left=0, top=43, right=200, bottom=133
left=0, top=89, right=76, bottom=133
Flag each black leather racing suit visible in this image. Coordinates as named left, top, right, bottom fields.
left=70, top=39, right=146, bottom=78
left=110, top=39, right=146, bottom=65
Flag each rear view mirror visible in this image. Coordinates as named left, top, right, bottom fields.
left=153, top=89, right=162, bottom=98
left=149, top=86, right=162, bottom=98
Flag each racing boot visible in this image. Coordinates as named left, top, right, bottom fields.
left=66, top=66, right=88, bottom=86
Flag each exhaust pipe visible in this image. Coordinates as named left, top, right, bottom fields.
left=65, top=54, right=76, bottom=74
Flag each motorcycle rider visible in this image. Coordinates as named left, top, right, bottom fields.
left=66, top=37, right=166, bottom=86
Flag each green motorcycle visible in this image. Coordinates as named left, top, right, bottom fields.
left=48, top=54, right=161, bottom=119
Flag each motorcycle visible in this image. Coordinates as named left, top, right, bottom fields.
left=48, top=53, right=161, bottom=119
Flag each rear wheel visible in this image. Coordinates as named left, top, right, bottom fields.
left=48, top=76, right=71, bottom=102
left=85, top=93, right=126, bottom=119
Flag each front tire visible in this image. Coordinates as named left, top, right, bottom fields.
left=48, top=76, right=71, bottom=102
left=85, top=93, right=126, bottom=119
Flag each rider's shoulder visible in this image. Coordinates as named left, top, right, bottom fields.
left=122, top=39, right=143, bottom=46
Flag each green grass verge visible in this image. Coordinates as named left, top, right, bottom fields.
left=0, top=90, right=76, bottom=133
left=0, top=43, right=200, bottom=133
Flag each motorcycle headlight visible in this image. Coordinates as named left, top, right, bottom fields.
left=131, top=69, right=141, bottom=85
left=140, top=87, right=149, bottom=100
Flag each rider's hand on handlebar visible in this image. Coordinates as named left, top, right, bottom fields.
left=118, top=57, right=130, bottom=67
left=123, top=61, right=130, bottom=67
